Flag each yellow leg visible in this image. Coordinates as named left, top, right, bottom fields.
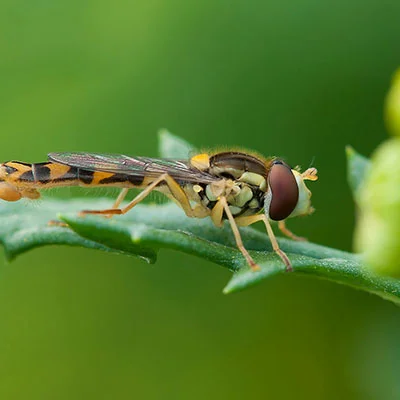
left=217, top=197, right=260, bottom=271
left=80, top=174, right=207, bottom=218
left=48, top=220, right=69, bottom=228
left=210, top=199, right=224, bottom=227
left=112, top=188, right=129, bottom=209
left=262, top=216, right=292, bottom=272
left=99, top=188, right=131, bottom=219
left=235, top=214, right=293, bottom=272
left=235, top=214, right=264, bottom=227
left=301, top=167, right=318, bottom=181
left=278, top=220, right=307, bottom=242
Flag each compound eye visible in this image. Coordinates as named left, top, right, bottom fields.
left=268, top=162, right=299, bottom=221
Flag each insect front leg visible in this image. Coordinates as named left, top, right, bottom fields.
left=262, top=216, right=292, bottom=272
left=235, top=214, right=293, bottom=272
left=278, top=220, right=307, bottom=242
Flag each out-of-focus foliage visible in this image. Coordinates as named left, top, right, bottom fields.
left=346, top=146, right=370, bottom=204
left=1, top=0, right=400, bottom=399
left=355, top=139, right=400, bottom=277
left=385, top=69, right=400, bottom=136
left=354, top=71, right=400, bottom=278
left=354, top=138, right=400, bottom=277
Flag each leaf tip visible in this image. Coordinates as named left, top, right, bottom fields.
left=222, top=285, right=239, bottom=295
left=222, top=285, right=232, bottom=294
left=157, top=129, right=195, bottom=159
left=345, top=145, right=355, bottom=158
left=157, top=128, right=170, bottom=140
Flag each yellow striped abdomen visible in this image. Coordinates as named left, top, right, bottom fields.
left=0, top=161, right=146, bottom=201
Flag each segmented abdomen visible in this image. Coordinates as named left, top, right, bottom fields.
left=1, top=161, right=147, bottom=186
left=0, top=161, right=146, bottom=201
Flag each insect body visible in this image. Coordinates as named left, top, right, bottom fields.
left=0, top=150, right=318, bottom=271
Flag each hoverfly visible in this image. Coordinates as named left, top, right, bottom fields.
left=0, top=150, right=318, bottom=271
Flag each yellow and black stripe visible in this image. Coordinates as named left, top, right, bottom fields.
left=1, top=161, right=146, bottom=187
left=0, top=161, right=148, bottom=201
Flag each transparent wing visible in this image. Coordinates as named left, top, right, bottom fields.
left=48, top=152, right=217, bottom=183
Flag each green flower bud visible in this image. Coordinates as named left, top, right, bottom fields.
left=354, top=138, right=400, bottom=277
left=385, top=68, right=400, bottom=137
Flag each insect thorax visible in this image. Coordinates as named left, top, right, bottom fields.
left=202, top=180, right=266, bottom=217
left=188, top=151, right=269, bottom=218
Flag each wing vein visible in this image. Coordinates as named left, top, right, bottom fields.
left=48, top=152, right=217, bottom=183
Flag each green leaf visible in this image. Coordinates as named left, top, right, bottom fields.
left=346, top=145, right=370, bottom=203
left=1, top=198, right=399, bottom=304
left=158, top=129, right=195, bottom=158
left=60, top=207, right=400, bottom=304
left=224, top=253, right=400, bottom=304
left=0, top=199, right=122, bottom=261
left=1, top=132, right=400, bottom=304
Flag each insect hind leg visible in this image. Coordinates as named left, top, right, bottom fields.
left=112, top=188, right=129, bottom=209
left=80, top=173, right=207, bottom=218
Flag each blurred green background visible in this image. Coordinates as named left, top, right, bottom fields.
left=1, top=0, right=400, bottom=399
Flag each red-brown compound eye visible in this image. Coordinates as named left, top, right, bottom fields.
left=268, top=161, right=299, bottom=221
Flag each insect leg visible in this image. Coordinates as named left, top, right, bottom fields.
left=48, top=220, right=69, bottom=228
left=301, top=167, right=318, bottom=181
left=210, top=199, right=224, bottom=227
left=96, top=188, right=130, bottom=219
left=235, top=214, right=293, bottom=271
left=80, top=174, right=206, bottom=217
left=236, top=214, right=290, bottom=272
left=80, top=173, right=171, bottom=215
left=234, top=214, right=264, bottom=227
left=159, top=175, right=208, bottom=218
left=111, top=188, right=129, bottom=208
left=278, top=220, right=307, bottom=242
left=218, top=197, right=260, bottom=271
left=262, top=216, right=292, bottom=272
left=235, top=215, right=293, bottom=271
